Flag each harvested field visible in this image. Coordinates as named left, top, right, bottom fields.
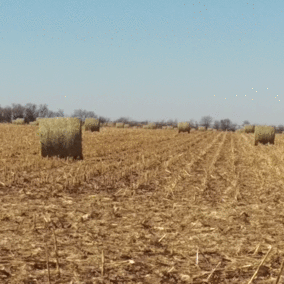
left=1, top=124, right=284, bottom=283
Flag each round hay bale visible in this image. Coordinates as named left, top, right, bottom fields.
left=116, top=123, right=124, bottom=128
left=178, top=122, right=191, bottom=133
left=198, top=126, right=206, bottom=131
left=148, top=123, right=157, bottom=129
left=85, top=118, right=100, bottom=132
left=124, top=124, right=130, bottom=128
left=12, top=118, right=25, bottom=125
left=244, top=124, right=255, bottom=133
left=38, top=117, right=83, bottom=160
left=255, top=126, right=275, bottom=146
left=29, top=121, right=39, bottom=126
left=167, top=125, right=174, bottom=130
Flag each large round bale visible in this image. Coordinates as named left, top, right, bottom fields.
left=244, top=124, right=255, bottom=133
left=255, top=126, right=275, bottom=146
left=198, top=126, right=206, bottom=131
left=116, top=122, right=124, bottom=128
left=38, top=117, right=83, bottom=160
left=178, top=122, right=191, bottom=133
left=85, top=118, right=100, bottom=132
left=148, top=123, right=157, bottom=129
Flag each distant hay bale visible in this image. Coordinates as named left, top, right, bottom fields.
left=148, top=123, right=157, bottom=129
left=255, top=126, right=275, bottom=146
left=116, top=123, right=124, bottom=128
left=244, top=124, right=255, bottom=133
left=178, top=122, right=191, bottom=133
left=167, top=125, right=174, bottom=130
left=85, top=118, right=100, bottom=132
left=107, top=122, right=115, bottom=127
left=143, top=125, right=149, bottom=129
left=198, top=126, right=206, bottom=131
left=207, top=128, right=213, bottom=131
left=12, top=118, right=25, bottom=125
left=124, top=124, right=130, bottom=128
left=29, top=121, right=39, bottom=126
left=38, top=117, right=83, bottom=160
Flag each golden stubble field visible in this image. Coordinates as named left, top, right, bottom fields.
left=1, top=124, right=284, bottom=283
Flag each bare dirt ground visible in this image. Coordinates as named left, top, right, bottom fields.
left=1, top=124, right=284, bottom=283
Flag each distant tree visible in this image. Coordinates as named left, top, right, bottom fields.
left=70, top=109, right=97, bottom=123
left=115, top=117, right=131, bottom=124
left=213, top=120, right=220, bottom=130
left=11, top=103, right=26, bottom=120
left=37, top=104, right=50, bottom=118
left=220, top=119, right=232, bottom=131
left=98, top=116, right=110, bottom=124
left=242, top=120, right=250, bottom=126
left=200, top=116, right=213, bottom=130
left=277, top=125, right=284, bottom=133
left=23, top=103, right=38, bottom=123
left=0, top=106, right=12, bottom=123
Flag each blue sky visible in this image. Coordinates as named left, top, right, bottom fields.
left=1, top=0, right=283, bottom=126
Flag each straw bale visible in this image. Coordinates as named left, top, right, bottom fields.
left=85, top=118, right=100, bottom=132
left=38, top=117, right=83, bottom=160
left=29, top=121, right=39, bottom=126
left=116, top=123, right=124, bottom=128
left=148, top=123, right=157, bottom=129
left=12, top=118, right=25, bottom=125
left=244, top=124, right=255, bottom=133
left=167, top=125, right=174, bottom=130
left=178, top=122, right=191, bottom=133
left=198, top=126, right=206, bottom=131
left=254, top=126, right=275, bottom=146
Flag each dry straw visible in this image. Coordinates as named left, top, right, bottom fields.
left=198, top=126, right=206, bottom=131
left=178, top=122, right=191, bottom=133
left=255, top=125, right=275, bottom=146
left=244, top=124, right=255, bottom=133
left=116, top=122, right=125, bottom=128
left=85, top=118, right=100, bottom=132
left=38, top=117, right=83, bottom=160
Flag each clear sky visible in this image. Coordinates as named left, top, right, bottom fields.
left=1, top=0, right=283, bottom=126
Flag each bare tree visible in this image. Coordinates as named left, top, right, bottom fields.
left=242, top=120, right=250, bottom=127
left=220, top=119, right=233, bottom=131
left=277, top=125, right=284, bottom=133
left=37, top=104, right=50, bottom=118
left=213, top=120, right=220, bottom=130
left=200, top=116, right=213, bottom=130
left=11, top=103, right=26, bottom=120
left=24, top=103, right=38, bottom=123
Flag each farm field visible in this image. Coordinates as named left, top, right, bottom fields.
left=1, top=124, right=284, bottom=283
